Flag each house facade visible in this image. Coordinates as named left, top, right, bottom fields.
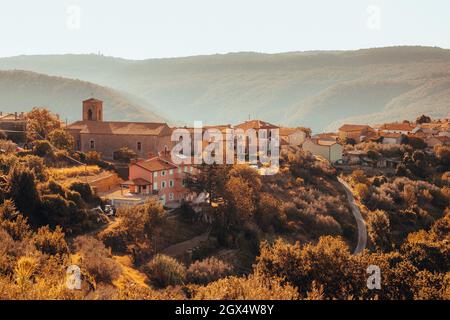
left=123, top=154, right=197, bottom=205
left=65, top=99, right=172, bottom=160
left=302, top=138, right=343, bottom=162
left=0, top=112, right=27, bottom=143
left=279, top=127, right=307, bottom=146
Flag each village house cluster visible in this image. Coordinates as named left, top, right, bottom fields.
left=2, top=98, right=448, bottom=207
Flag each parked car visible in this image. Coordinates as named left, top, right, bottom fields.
left=104, top=204, right=116, bottom=217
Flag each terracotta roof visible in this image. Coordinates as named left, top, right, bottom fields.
left=381, top=133, right=403, bottom=138
left=234, top=120, right=279, bottom=131
left=378, top=123, right=415, bottom=131
left=308, top=138, right=338, bottom=147
left=339, top=124, right=371, bottom=132
left=312, top=132, right=338, bottom=141
left=174, top=125, right=232, bottom=134
left=279, top=127, right=305, bottom=136
left=317, top=140, right=338, bottom=146
left=66, top=121, right=171, bottom=136
left=0, top=113, right=27, bottom=121
left=83, top=98, right=103, bottom=103
left=121, top=178, right=152, bottom=186
left=134, top=157, right=177, bottom=173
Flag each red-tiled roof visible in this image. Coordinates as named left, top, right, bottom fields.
left=235, top=120, right=279, bottom=131
left=339, top=124, right=371, bottom=132
left=121, top=178, right=152, bottom=186
left=279, top=127, right=306, bottom=136
left=66, top=121, right=171, bottom=136
left=379, top=123, right=415, bottom=131
left=134, top=157, right=177, bottom=172
left=381, top=133, right=403, bottom=138
left=83, top=98, right=103, bottom=103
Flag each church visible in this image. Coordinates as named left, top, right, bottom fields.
left=65, top=98, right=172, bottom=160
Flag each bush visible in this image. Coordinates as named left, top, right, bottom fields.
left=193, top=274, right=299, bottom=300
left=48, top=129, right=74, bottom=150
left=143, top=254, right=186, bottom=288
left=32, top=140, right=53, bottom=157
left=33, top=225, right=68, bottom=256
left=186, top=257, right=233, bottom=285
left=74, top=236, right=122, bottom=284
left=113, top=147, right=137, bottom=163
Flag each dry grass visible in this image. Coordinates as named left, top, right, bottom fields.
left=113, top=255, right=149, bottom=289
left=48, top=165, right=101, bottom=180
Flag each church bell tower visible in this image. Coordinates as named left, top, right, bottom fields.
left=82, top=98, right=103, bottom=121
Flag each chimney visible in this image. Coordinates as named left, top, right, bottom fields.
left=0, top=111, right=2, bottom=116
left=14, top=112, right=17, bottom=120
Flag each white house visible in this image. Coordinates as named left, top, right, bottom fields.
left=302, top=138, right=343, bottom=163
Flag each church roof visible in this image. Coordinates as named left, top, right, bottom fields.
left=66, top=121, right=171, bottom=136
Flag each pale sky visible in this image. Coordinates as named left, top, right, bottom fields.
left=0, top=0, right=449, bottom=59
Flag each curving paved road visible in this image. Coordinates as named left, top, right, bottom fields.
left=337, top=177, right=367, bottom=255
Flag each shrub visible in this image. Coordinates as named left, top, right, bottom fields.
left=0, top=200, right=31, bottom=241
left=32, top=140, right=53, bottom=157
left=113, top=147, right=137, bottom=163
left=143, top=254, right=186, bottom=288
left=193, top=274, right=299, bottom=300
left=74, top=236, right=122, bottom=284
left=33, top=225, right=68, bottom=256
left=48, top=129, right=74, bottom=150
left=186, top=257, right=233, bottom=285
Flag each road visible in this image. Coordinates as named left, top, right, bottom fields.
left=337, top=177, right=367, bottom=255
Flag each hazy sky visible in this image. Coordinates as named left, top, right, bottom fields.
left=0, top=0, right=449, bottom=59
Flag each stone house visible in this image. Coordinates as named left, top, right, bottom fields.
left=338, top=124, right=375, bottom=142
left=65, top=99, right=172, bottom=160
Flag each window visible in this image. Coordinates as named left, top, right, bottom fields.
left=153, top=182, right=158, bottom=191
left=184, top=166, right=188, bottom=173
left=90, top=140, right=95, bottom=149
left=161, top=181, right=166, bottom=189
left=169, top=169, right=174, bottom=175
left=190, top=167, right=193, bottom=173
left=161, top=170, right=166, bottom=176
left=153, top=172, right=157, bottom=178
left=169, top=193, right=174, bottom=201
left=137, top=142, right=142, bottom=152
left=178, top=167, right=182, bottom=174
left=169, top=180, right=174, bottom=188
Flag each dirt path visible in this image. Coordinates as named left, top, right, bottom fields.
left=337, top=177, right=367, bottom=255
left=160, top=229, right=211, bottom=259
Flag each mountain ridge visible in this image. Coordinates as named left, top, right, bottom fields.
left=1, top=46, right=449, bottom=131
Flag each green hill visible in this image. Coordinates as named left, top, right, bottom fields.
left=1, top=46, right=449, bottom=131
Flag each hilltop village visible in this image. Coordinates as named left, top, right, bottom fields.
left=0, top=99, right=448, bottom=300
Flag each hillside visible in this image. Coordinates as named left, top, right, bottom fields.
left=1, top=46, right=449, bottom=131
left=0, top=70, right=166, bottom=123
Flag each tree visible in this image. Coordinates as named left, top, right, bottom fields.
left=7, top=164, right=40, bottom=222
left=405, top=136, right=426, bottom=150
left=113, top=147, right=137, bottom=163
left=48, top=129, right=74, bottom=150
left=32, top=140, right=53, bottom=157
left=367, top=209, right=391, bottom=251
left=185, top=163, right=229, bottom=205
left=416, top=115, right=431, bottom=124
left=26, top=108, right=61, bottom=141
